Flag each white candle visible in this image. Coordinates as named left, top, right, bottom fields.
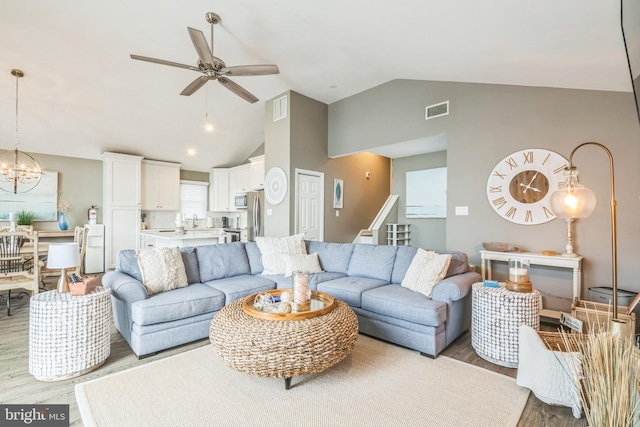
left=294, top=274, right=309, bottom=304
left=509, top=267, right=529, bottom=283
left=9, top=212, right=17, bottom=221
left=175, top=213, right=183, bottom=227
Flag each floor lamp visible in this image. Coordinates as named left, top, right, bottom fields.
left=549, top=142, right=629, bottom=336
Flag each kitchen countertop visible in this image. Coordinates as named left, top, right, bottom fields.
left=140, top=229, right=228, bottom=240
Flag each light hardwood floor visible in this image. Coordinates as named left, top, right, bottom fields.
left=1, top=290, right=584, bottom=427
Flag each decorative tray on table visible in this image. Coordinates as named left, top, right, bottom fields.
left=241, top=289, right=334, bottom=321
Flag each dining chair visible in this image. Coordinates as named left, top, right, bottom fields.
left=0, top=229, right=40, bottom=316
left=40, top=226, right=89, bottom=288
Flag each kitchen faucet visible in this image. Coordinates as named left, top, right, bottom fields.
left=193, top=214, right=198, bottom=228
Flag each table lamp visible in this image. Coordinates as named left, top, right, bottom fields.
left=47, top=242, right=80, bottom=293
left=549, top=142, right=628, bottom=335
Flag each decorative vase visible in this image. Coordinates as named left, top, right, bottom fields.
left=58, top=211, right=68, bottom=230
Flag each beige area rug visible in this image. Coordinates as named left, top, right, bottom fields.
left=76, top=335, right=529, bottom=427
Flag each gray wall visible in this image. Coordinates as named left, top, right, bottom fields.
left=392, top=151, right=447, bottom=250
left=329, top=79, right=640, bottom=309
left=0, top=153, right=103, bottom=230
left=265, top=91, right=391, bottom=241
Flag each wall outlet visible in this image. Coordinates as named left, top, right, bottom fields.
left=455, top=206, right=469, bottom=216
left=266, top=209, right=273, bottom=216
left=336, top=210, right=340, bottom=217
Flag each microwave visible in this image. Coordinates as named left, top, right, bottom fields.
left=234, top=194, right=248, bottom=209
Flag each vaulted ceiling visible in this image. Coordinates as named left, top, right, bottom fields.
left=0, top=0, right=631, bottom=171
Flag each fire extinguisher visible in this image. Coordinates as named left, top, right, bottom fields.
left=88, top=205, right=98, bottom=224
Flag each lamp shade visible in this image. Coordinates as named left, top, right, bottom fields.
left=47, top=243, right=80, bottom=269
left=550, top=169, right=597, bottom=219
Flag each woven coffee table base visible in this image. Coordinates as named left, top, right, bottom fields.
left=210, top=298, right=358, bottom=389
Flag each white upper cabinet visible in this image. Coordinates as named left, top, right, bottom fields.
left=103, top=152, right=142, bottom=207
left=141, top=160, right=181, bottom=211
left=233, top=164, right=251, bottom=194
left=249, top=155, right=265, bottom=190
left=209, top=168, right=230, bottom=212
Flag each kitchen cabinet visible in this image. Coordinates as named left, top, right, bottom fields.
left=234, top=164, right=251, bottom=193
left=228, top=168, right=238, bottom=211
left=141, top=160, right=180, bottom=210
left=249, top=155, right=265, bottom=190
left=209, top=168, right=230, bottom=211
left=102, top=152, right=143, bottom=269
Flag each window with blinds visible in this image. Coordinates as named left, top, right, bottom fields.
left=180, top=181, right=209, bottom=219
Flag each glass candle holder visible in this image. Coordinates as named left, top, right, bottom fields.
left=292, top=271, right=311, bottom=311
left=508, top=259, right=530, bottom=283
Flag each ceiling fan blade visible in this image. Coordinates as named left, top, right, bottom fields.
left=217, top=77, right=258, bottom=104
left=130, top=54, right=200, bottom=71
left=221, top=65, right=280, bottom=76
left=180, top=76, right=210, bottom=96
left=187, top=27, right=215, bottom=67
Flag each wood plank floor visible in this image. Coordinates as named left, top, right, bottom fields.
left=0, top=289, right=585, bottom=427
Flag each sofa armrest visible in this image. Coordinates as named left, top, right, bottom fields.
left=102, top=271, right=148, bottom=304
left=431, top=271, right=481, bottom=303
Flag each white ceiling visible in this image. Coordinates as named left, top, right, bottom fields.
left=0, top=0, right=632, bottom=172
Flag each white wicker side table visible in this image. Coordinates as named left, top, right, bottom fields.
left=29, top=287, right=112, bottom=381
left=471, top=282, right=540, bottom=368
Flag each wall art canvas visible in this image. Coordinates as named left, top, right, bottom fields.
left=0, top=171, right=58, bottom=221
left=406, top=167, right=447, bottom=218
left=333, top=179, right=343, bottom=209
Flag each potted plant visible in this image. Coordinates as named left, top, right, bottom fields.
left=17, top=210, right=35, bottom=226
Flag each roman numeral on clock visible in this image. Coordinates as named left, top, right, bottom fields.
left=492, top=197, right=507, bottom=209
left=523, top=151, right=533, bottom=164
left=489, top=186, right=502, bottom=193
left=543, top=206, right=555, bottom=218
left=493, top=171, right=506, bottom=180
left=506, top=206, right=517, bottom=219
left=525, top=210, right=533, bottom=223
left=505, top=157, right=518, bottom=170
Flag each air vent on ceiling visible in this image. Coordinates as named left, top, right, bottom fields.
left=425, top=101, right=449, bottom=120
left=273, top=95, right=288, bottom=122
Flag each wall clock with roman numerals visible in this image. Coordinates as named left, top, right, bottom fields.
left=486, top=148, right=569, bottom=225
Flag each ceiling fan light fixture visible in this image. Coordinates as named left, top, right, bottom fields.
left=0, top=69, right=42, bottom=194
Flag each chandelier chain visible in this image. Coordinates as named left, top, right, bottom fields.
left=15, top=72, right=19, bottom=149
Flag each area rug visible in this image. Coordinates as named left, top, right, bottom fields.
left=76, top=335, right=529, bottom=427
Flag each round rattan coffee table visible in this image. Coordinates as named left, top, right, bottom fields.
left=210, top=291, right=358, bottom=390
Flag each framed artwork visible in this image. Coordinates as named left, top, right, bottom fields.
left=406, top=167, right=447, bottom=218
left=0, top=171, right=58, bottom=221
left=333, top=179, right=343, bottom=209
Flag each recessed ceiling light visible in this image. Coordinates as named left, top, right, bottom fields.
left=187, top=148, right=197, bottom=156
left=204, top=122, right=215, bottom=133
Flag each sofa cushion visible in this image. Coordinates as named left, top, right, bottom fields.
left=116, top=249, right=144, bottom=282
left=204, top=274, right=276, bottom=304
left=180, top=246, right=201, bottom=285
left=131, top=283, right=225, bottom=326
left=346, top=244, right=397, bottom=281
left=256, top=234, right=307, bottom=275
left=283, top=253, right=323, bottom=277
left=361, top=284, right=448, bottom=327
left=136, top=247, right=189, bottom=296
left=317, top=276, right=389, bottom=307
left=390, top=246, right=418, bottom=284
left=197, top=242, right=250, bottom=282
left=244, top=241, right=264, bottom=275
left=439, top=250, right=471, bottom=277
left=305, top=241, right=355, bottom=275
left=401, top=249, right=452, bottom=298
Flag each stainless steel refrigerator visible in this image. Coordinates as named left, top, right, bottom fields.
left=246, top=191, right=264, bottom=241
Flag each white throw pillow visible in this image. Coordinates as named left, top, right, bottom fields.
left=282, top=253, right=323, bottom=277
left=136, top=247, right=189, bottom=296
left=401, top=249, right=452, bottom=297
left=256, top=234, right=307, bottom=275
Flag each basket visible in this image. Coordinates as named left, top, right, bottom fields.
left=571, top=298, right=636, bottom=333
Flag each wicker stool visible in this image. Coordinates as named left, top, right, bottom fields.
left=471, top=282, right=540, bottom=368
left=29, top=287, right=112, bottom=381
left=210, top=298, right=358, bottom=389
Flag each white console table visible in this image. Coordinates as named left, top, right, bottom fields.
left=479, top=250, right=583, bottom=318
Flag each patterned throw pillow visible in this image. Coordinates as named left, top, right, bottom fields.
left=401, top=248, right=452, bottom=297
left=282, top=253, right=323, bottom=277
left=136, top=247, right=189, bottom=296
left=255, top=234, right=307, bottom=275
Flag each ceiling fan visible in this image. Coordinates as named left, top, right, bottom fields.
left=130, top=12, right=279, bottom=103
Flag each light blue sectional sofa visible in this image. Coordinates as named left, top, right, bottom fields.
left=103, top=241, right=481, bottom=358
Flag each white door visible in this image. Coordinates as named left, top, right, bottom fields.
left=296, top=171, right=323, bottom=241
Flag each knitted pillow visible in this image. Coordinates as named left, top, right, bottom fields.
left=256, top=234, right=307, bottom=275
left=401, top=249, right=452, bottom=297
left=136, top=247, right=189, bottom=296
